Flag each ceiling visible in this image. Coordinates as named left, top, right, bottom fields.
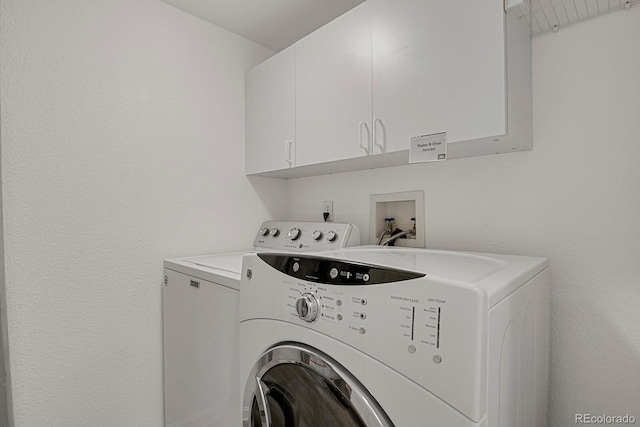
left=158, top=0, right=638, bottom=51
left=158, top=0, right=366, bottom=51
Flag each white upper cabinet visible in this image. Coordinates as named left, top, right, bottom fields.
left=245, top=45, right=295, bottom=175
left=245, top=0, right=531, bottom=177
left=371, top=0, right=510, bottom=155
left=295, top=3, right=373, bottom=167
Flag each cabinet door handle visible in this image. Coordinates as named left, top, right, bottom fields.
left=285, top=140, right=293, bottom=167
left=359, top=121, right=371, bottom=155
left=373, top=118, right=386, bottom=153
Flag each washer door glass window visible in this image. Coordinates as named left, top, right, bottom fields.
left=243, top=343, right=393, bottom=427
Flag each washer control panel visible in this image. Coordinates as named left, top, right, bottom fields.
left=285, top=275, right=444, bottom=347
left=261, top=253, right=423, bottom=286
left=260, top=253, right=449, bottom=345
left=253, top=221, right=360, bottom=251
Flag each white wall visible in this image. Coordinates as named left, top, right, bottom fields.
left=286, top=7, right=640, bottom=427
left=0, top=0, right=284, bottom=425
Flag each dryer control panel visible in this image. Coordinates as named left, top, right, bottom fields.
left=253, top=221, right=360, bottom=252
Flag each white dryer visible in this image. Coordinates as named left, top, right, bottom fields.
left=239, top=246, right=550, bottom=427
left=163, top=221, right=360, bottom=427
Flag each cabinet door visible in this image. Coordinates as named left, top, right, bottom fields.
left=295, top=3, right=372, bottom=167
left=245, top=46, right=295, bottom=175
left=371, top=0, right=506, bottom=154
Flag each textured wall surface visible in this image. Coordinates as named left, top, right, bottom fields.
left=0, top=0, right=284, bottom=425
left=286, top=7, right=640, bottom=427
left=2, top=0, right=639, bottom=426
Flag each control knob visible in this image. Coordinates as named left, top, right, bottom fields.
left=288, top=227, right=301, bottom=240
left=311, top=230, right=323, bottom=241
left=326, top=230, right=338, bottom=242
left=258, top=227, right=269, bottom=237
left=269, top=228, right=280, bottom=237
left=295, top=293, right=319, bottom=322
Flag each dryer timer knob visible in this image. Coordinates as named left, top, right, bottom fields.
left=288, top=227, right=301, bottom=240
left=296, top=293, right=319, bottom=322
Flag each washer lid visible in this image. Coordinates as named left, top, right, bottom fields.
left=186, top=251, right=252, bottom=274
left=164, top=251, right=254, bottom=290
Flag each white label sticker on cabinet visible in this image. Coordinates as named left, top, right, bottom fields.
left=409, top=132, right=447, bottom=163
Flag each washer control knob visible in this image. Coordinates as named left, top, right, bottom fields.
left=326, top=230, right=338, bottom=242
left=312, top=230, right=323, bottom=241
left=295, top=293, right=319, bottom=322
left=269, top=228, right=280, bottom=237
left=288, top=227, right=301, bottom=240
left=258, top=227, right=269, bottom=237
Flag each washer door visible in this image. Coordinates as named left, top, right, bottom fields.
left=243, top=343, right=394, bottom=427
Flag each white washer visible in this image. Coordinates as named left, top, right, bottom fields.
left=239, top=246, right=550, bottom=427
left=163, top=221, right=360, bottom=427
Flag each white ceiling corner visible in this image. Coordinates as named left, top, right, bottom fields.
left=157, top=0, right=367, bottom=51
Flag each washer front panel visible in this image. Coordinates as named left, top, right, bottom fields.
left=240, top=253, right=488, bottom=423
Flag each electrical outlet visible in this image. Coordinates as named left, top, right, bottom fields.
left=323, top=201, right=333, bottom=222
